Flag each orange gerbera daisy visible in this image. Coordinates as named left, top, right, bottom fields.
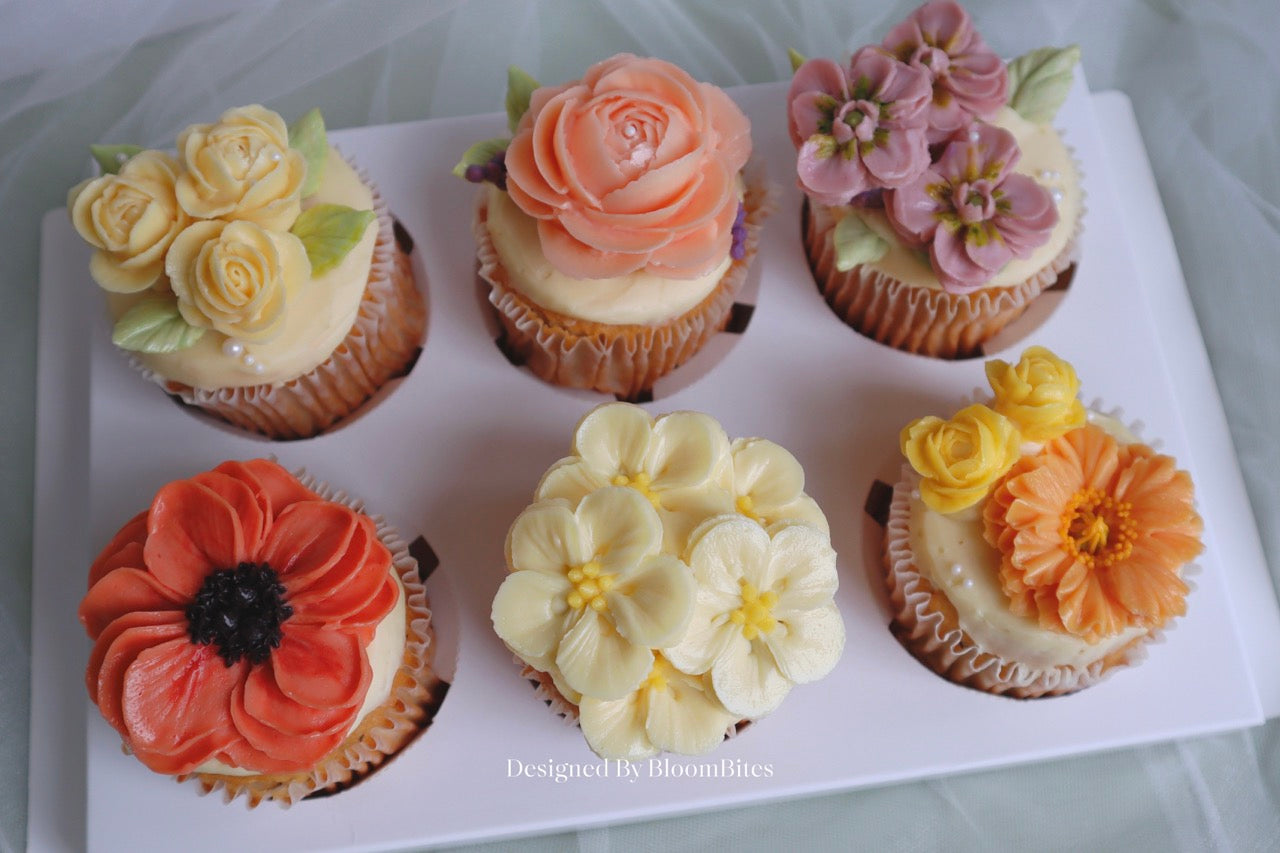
left=79, top=459, right=398, bottom=775
left=982, top=425, right=1202, bottom=643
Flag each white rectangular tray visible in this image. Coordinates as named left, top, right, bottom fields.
left=30, top=77, right=1278, bottom=852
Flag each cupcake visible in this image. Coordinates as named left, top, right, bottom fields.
left=491, top=402, right=844, bottom=760
left=69, top=105, right=426, bottom=439
left=788, top=1, right=1083, bottom=357
left=458, top=55, right=767, bottom=399
left=884, top=346, right=1203, bottom=697
left=79, top=459, right=441, bottom=805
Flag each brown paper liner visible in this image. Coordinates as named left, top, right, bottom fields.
left=178, top=471, right=443, bottom=807
left=136, top=161, right=427, bottom=440
left=882, top=459, right=1181, bottom=698
left=475, top=173, right=772, bottom=399
left=804, top=198, right=1081, bottom=359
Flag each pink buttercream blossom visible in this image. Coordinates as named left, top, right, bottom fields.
left=787, top=47, right=931, bottom=206
left=882, top=1, right=1009, bottom=143
left=886, top=122, right=1058, bottom=293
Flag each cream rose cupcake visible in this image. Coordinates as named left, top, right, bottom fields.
left=884, top=347, right=1203, bottom=696
left=79, top=459, right=442, bottom=805
left=788, top=1, right=1082, bottom=358
left=458, top=55, right=767, bottom=399
left=491, top=402, right=844, bottom=760
left=69, top=105, right=425, bottom=439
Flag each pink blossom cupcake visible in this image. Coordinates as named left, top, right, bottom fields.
left=788, top=1, right=1083, bottom=357
left=458, top=54, right=768, bottom=399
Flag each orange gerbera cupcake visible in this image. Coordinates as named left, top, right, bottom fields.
left=80, top=459, right=441, bottom=805
left=884, top=346, right=1203, bottom=697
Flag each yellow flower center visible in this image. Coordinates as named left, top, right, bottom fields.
left=643, top=653, right=674, bottom=692
left=612, top=471, right=662, bottom=509
left=565, top=560, right=615, bottom=612
left=1059, top=487, right=1137, bottom=568
left=728, top=580, right=779, bottom=640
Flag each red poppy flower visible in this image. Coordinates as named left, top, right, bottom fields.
left=79, top=459, right=399, bottom=775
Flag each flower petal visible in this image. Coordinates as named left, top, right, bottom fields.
left=648, top=411, right=728, bottom=491
left=764, top=522, right=839, bottom=611
left=492, top=570, right=573, bottom=661
left=505, top=499, right=584, bottom=576
left=555, top=609, right=653, bottom=700
left=688, top=514, right=770, bottom=591
left=534, top=457, right=609, bottom=508
left=765, top=603, right=845, bottom=684
left=577, top=487, right=662, bottom=573
left=188, top=471, right=266, bottom=558
left=710, top=635, right=791, bottom=718
left=212, top=458, right=318, bottom=520
left=645, top=672, right=737, bottom=755
left=658, top=486, right=735, bottom=558
left=89, top=615, right=186, bottom=734
left=143, top=479, right=253, bottom=599
left=573, top=403, right=653, bottom=477
left=662, top=596, right=736, bottom=676
left=608, top=554, right=695, bottom=648
left=79, top=567, right=185, bottom=639
left=732, top=438, right=807, bottom=513
left=259, top=501, right=359, bottom=592
left=579, top=693, right=656, bottom=761
left=89, top=511, right=148, bottom=587
left=271, top=627, right=371, bottom=710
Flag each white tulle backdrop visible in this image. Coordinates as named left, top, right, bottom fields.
left=2, top=1, right=1277, bottom=850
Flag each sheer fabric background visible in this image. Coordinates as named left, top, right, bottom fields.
left=1, top=1, right=1277, bottom=850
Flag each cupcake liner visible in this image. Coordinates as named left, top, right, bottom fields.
left=133, top=158, right=427, bottom=440
left=476, top=168, right=773, bottom=399
left=882, top=400, right=1196, bottom=698
left=183, top=469, right=444, bottom=807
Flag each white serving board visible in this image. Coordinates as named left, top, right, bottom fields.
left=29, top=77, right=1276, bottom=852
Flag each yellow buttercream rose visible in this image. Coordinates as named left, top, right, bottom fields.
left=900, top=404, right=1021, bottom=514
left=68, top=150, right=190, bottom=293
left=164, top=219, right=310, bottom=343
left=174, top=105, right=307, bottom=231
left=986, top=346, right=1086, bottom=442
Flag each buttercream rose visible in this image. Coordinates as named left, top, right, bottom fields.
left=986, top=346, right=1086, bottom=441
left=69, top=151, right=190, bottom=293
left=504, top=54, right=752, bottom=280
left=165, top=219, right=310, bottom=343
left=175, top=105, right=307, bottom=231
left=901, top=403, right=1021, bottom=513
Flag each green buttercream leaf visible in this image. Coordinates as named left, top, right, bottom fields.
left=291, top=203, right=377, bottom=276
left=832, top=214, right=889, bottom=272
left=788, top=48, right=807, bottom=74
left=1006, top=45, right=1081, bottom=124
left=111, top=294, right=205, bottom=353
left=451, top=137, right=509, bottom=179
left=90, top=144, right=143, bottom=175
left=506, top=66, right=541, bottom=134
left=288, top=108, right=328, bottom=198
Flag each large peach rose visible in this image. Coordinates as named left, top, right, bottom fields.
left=175, top=105, right=307, bottom=232
left=504, top=54, right=751, bottom=280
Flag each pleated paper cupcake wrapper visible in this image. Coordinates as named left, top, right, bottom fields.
left=803, top=160, right=1084, bottom=359
left=882, top=402, right=1197, bottom=699
left=516, top=659, right=749, bottom=755
left=475, top=167, right=774, bottom=400
left=131, top=157, right=427, bottom=440
left=178, top=468, right=443, bottom=807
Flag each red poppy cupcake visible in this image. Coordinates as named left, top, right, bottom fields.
left=884, top=347, right=1203, bottom=696
left=79, top=459, right=440, bottom=805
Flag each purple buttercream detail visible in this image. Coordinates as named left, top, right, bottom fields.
left=730, top=202, right=747, bottom=260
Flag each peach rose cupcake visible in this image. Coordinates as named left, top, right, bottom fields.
left=788, top=1, right=1083, bottom=358
left=458, top=55, right=768, bottom=399
left=79, top=459, right=442, bottom=805
left=69, top=105, right=425, bottom=439
left=883, top=346, right=1203, bottom=696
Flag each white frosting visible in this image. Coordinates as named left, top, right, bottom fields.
left=108, top=147, right=378, bottom=389
left=194, top=571, right=407, bottom=777
left=907, top=412, right=1145, bottom=668
left=833, top=107, right=1081, bottom=291
left=484, top=185, right=731, bottom=325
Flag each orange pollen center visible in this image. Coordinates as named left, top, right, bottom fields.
left=1059, top=487, right=1137, bottom=568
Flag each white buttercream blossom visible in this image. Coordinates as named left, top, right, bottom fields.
left=728, top=438, right=829, bottom=533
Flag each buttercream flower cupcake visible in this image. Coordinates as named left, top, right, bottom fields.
left=492, top=402, right=844, bottom=760
left=458, top=54, right=767, bottom=399
left=69, top=105, right=426, bottom=439
left=79, top=459, right=441, bottom=805
left=788, top=1, right=1082, bottom=357
left=884, top=346, right=1203, bottom=696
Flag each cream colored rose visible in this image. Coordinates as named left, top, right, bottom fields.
left=175, top=105, right=307, bottom=231
left=68, top=151, right=190, bottom=293
left=164, top=219, right=310, bottom=343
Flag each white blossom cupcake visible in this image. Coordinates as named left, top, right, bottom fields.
left=69, top=105, right=425, bottom=439
left=492, top=402, right=844, bottom=760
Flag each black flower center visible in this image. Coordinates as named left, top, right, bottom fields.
left=186, top=562, right=292, bottom=666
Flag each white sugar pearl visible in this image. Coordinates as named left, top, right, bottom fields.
left=251, top=361, right=266, bottom=375
left=115, top=152, right=129, bottom=164
left=221, top=339, right=245, bottom=358
left=623, top=122, right=638, bottom=138
left=1051, top=188, right=1064, bottom=203
left=963, top=578, right=975, bottom=589
left=968, top=128, right=980, bottom=142
left=242, top=353, right=256, bottom=367
left=270, top=150, right=283, bottom=162
left=911, top=489, right=921, bottom=500
left=950, top=564, right=964, bottom=577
